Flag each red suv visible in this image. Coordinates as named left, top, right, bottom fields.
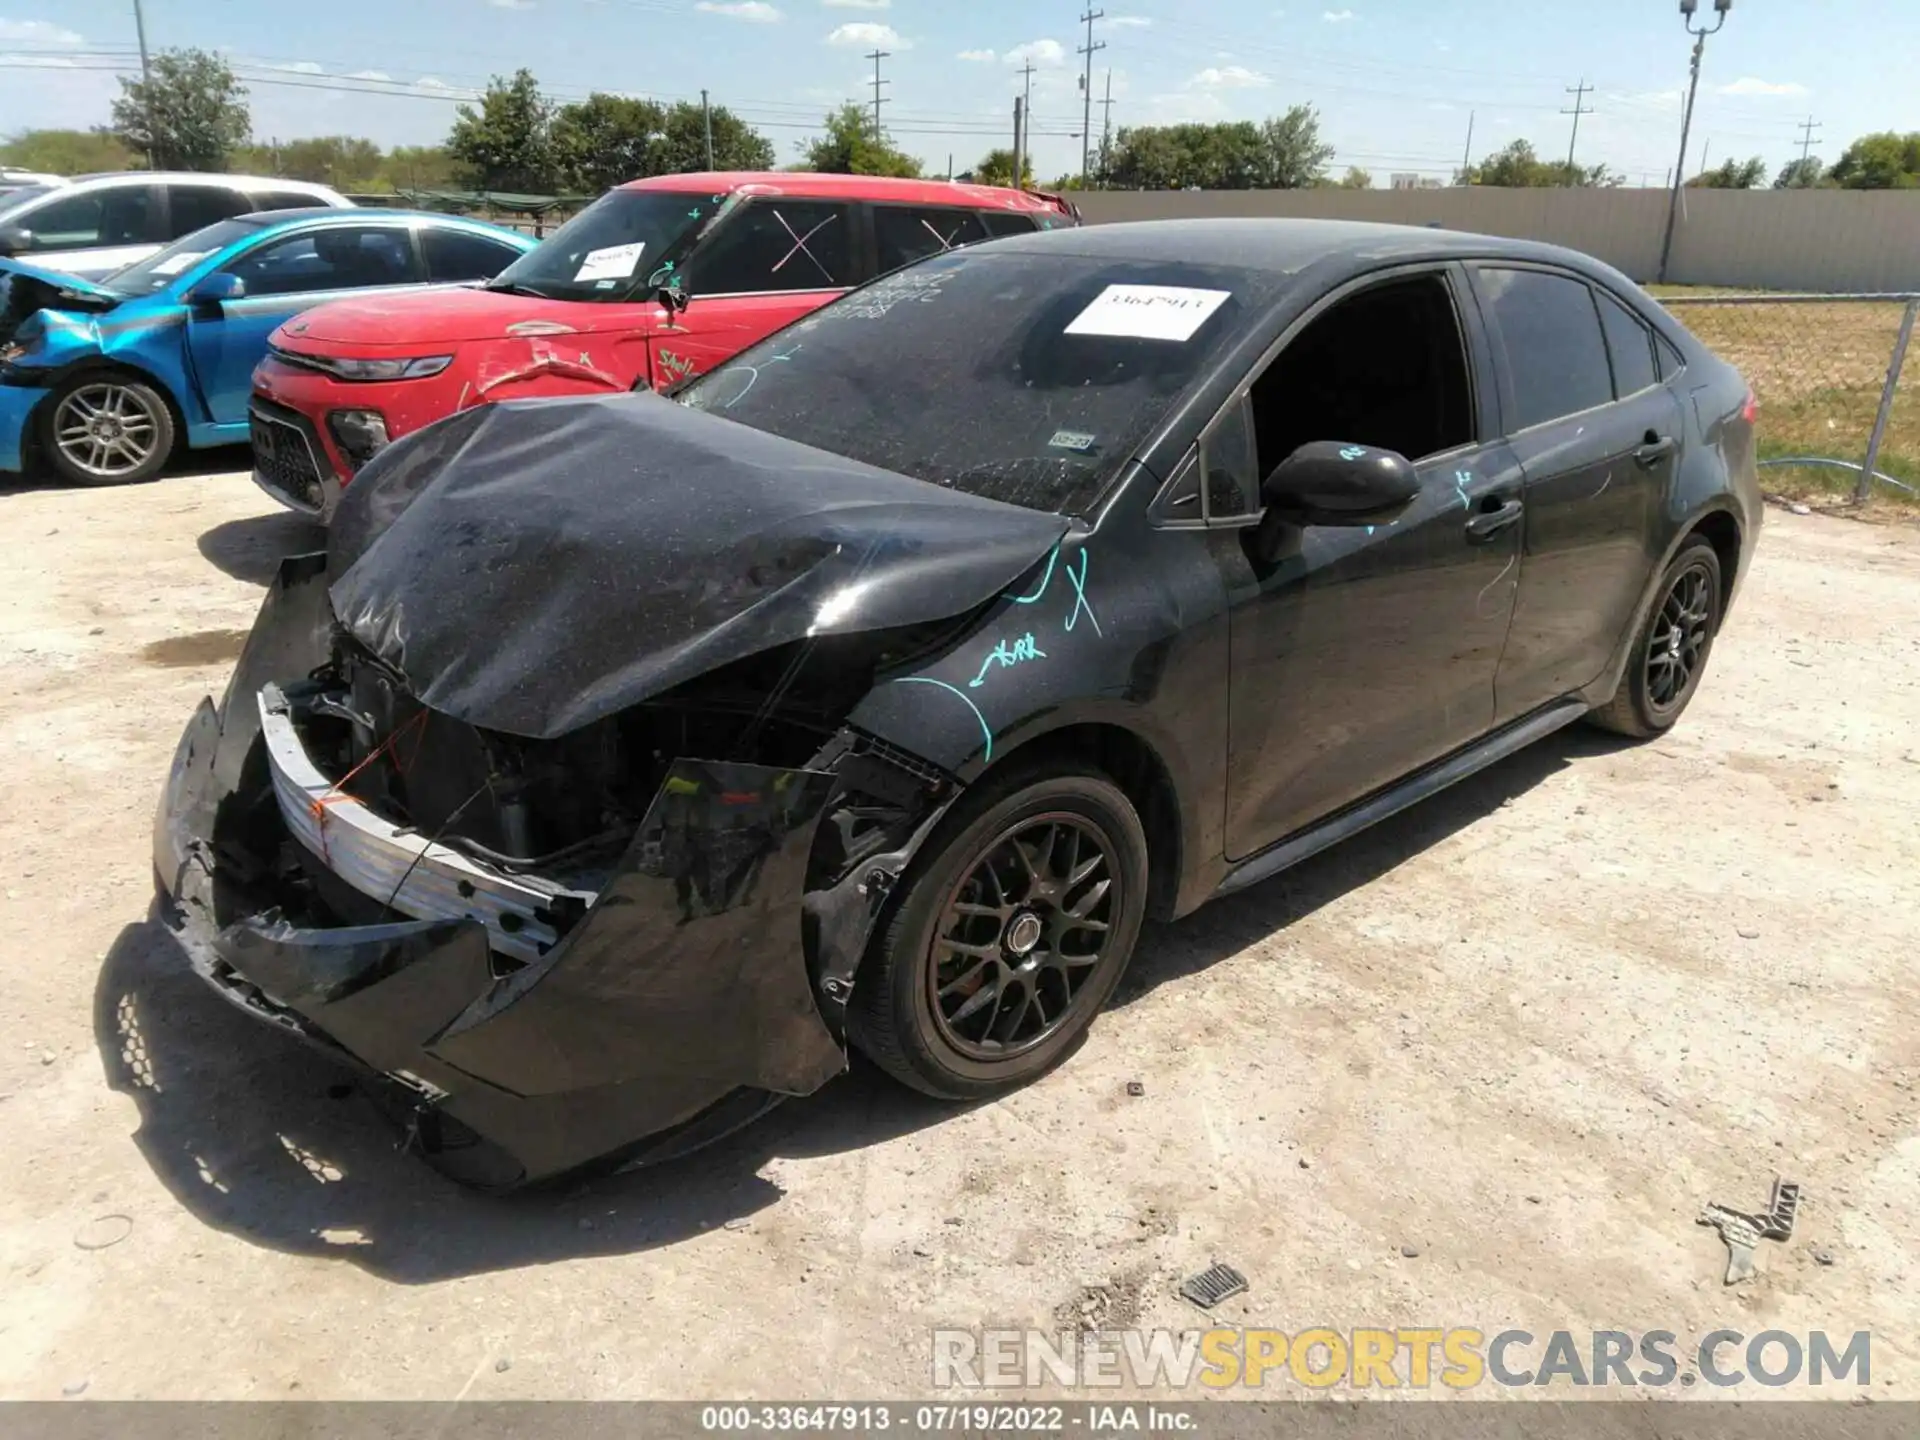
left=248, top=171, right=1078, bottom=517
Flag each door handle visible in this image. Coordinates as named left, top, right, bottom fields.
left=1634, top=433, right=1677, bottom=468
left=1465, top=496, right=1523, bottom=542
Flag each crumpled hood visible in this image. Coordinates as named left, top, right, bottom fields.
left=0, top=257, right=119, bottom=347
left=326, top=390, right=1071, bottom=740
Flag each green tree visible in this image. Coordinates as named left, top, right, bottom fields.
left=1254, top=106, right=1334, bottom=188
left=1687, top=155, right=1767, bottom=189
left=377, top=145, right=460, bottom=193
left=107, top=48, right=250, bottom=171
left=802, top=104, right=920, bottom=177
left=1772, top=156, right=1828, bottom=189
left=447, top=69, right=557, bottom=192
left=554, top=94, right=666, bottom=192
left=233, top=135, right=384, bottom=188
left=652, top=100, right=775, bottom=175
left=1335, top=165, right=1373, bottom=189
left=1458, top=138, right=1617, bottom=188
left=0, top=129, right=138, bottom=174
left=1825, top=131, right=1920, bottom=189
left=971, top=148, right=1030, bottom=188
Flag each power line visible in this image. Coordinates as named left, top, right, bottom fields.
left=1562, top=78, right=1593, bottom=174
left=1076, top=7, right=1105, bottom=183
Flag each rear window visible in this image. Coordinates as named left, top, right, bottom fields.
left=680, top=249, right=1281, bottom=515
left=873, top=205, right=989, bottom=274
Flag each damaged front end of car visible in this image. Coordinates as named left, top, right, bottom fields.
left=154, top=391, right=1068, bottom=1189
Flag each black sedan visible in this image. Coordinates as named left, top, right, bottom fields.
left=155, top=219, right=1761, bottom=1188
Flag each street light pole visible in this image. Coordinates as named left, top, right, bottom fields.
left=1657, top=0, right=1731, bottom=285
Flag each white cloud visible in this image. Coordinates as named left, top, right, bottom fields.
left=1191, top=64, right=1268, bottom=88
left=957, top=47, right=995, bottom=61
left=416, top=75, right=452, bottom=89
left=0, top=17, right=84, bottom=44
left=698, top=0, right=782, bottom=16
left=1109, top=14, right=1152, bottom=26
left=823, top=0, right=889, bottom=7
left=269, top=60, right=325, bottom=74
left=1322, top=8, right=1356, bottom=19
left=1004, top=38, right=1066, bottom=67
left=349, top=69, right=392, bottom=81
left=1718, top=76, right=1808, bottom=97
left=488, top=0, right=532, bottom=9
left=826, top=20, right=904, bottom=45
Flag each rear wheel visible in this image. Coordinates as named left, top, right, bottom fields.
left=1587, top=538, right=1723, bottom=738
left=848, top=764, right=1148, bottom=1101
left=39, top=374, right=175, bottom=486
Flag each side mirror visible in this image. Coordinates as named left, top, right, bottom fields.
left=655, top=282, right=689, bottom=314
left=0, top=225, right=31, bottom=257
left=1261, top=441, right=1421, bottom=526
left=185, top=271, right=245, bottom=304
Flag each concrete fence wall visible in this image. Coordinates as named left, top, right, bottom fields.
left=1071, top=188, right=1920, bottom=293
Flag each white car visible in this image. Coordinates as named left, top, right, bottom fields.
left=0, top=169, right=65, bottom=201
left=0, top=173, right=353, bottom=282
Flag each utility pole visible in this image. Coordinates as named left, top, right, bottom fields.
left=1659, top=0, right=1733, bottom=285
left=1076, top=7, right=1106, bottom=183
left=1459, top=110, right=1474, bottom=183
left=866, top=48, right=890, bottom=143
left=1561, top=78, right=1593, bottom=177
left=701, top=88, right=715, bottom=170
left=1096, top=68, right=1115, bottom=186
left=1012, top=93, right=1026, bottom=192
left=1697, top=138, right=1710, bottom=179
left=132, top=0, right=153, bottom=167
left=1795, top=113, right=1822, bottom=183
left=1014, top=59, right=1037, bottom=188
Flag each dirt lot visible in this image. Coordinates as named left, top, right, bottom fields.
left=0, top=468, right=1915, bottom=1401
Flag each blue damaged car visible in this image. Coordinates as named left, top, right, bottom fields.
left=0, top=208, right=534, bottom=486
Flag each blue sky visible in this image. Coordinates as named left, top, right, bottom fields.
left=5, top=1, right=1919, bottom=186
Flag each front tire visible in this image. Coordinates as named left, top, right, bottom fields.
left=39, top=374, right=175, bottom=486
left=848, top=763, right=1149, bottom=1101
left=1587, top=538, right=1723, bottom=738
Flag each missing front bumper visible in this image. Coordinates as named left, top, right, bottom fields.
left=153, top=556, right=864, bottom=1189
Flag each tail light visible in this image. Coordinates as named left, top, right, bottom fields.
left=1741, top=387, right=1759, bottom=424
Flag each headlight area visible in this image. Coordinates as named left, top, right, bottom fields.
left=326, top=408, right=390, bottom=470
left=270, top=347, right=453, bottom=382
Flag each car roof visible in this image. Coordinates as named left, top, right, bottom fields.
left=983, top=216, right=1619, bottom=282
left=65, top=172, right=344, bottom=193
left=619, top=170, right=1069, bottom=212
left=226, top=208, right=534, bottom=242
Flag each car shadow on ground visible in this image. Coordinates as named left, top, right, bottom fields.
left=97, top=723, right=1635, bottom=1285
left=196, top=510, right=327, bottom=584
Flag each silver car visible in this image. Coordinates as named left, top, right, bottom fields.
left=0, top=172, right=353, bottom=282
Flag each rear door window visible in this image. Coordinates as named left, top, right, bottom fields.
left=166, top=183, right=253, bottom=238
left=873, top=205, right=989, bottom=274
left=18, top=185, right=158, bottom=251
left=223, top=226, right=420, bottom=296
left=422, top=226, right=525, bottom=282
left=682, top=200, right=855, bottom=295
left=1476, top=267, right=1615, bottom=432
left=979, top=211, right=1041, bottom=238
left=1596, top=290, right=1659, bottom=399
left=254, top=190, right=329, bottom=213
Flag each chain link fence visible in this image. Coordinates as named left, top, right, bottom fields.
left=1661, top=294, right=1920, bottom=502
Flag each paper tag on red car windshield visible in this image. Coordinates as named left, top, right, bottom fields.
left=1064, top=284, right=1232, bottom=342
left=574, top=243, right=645, bottom=282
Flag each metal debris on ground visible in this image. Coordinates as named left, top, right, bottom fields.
left=1180, top=1262, right=1249, bottom=1311
left=1125, top=1080, right=1145, bottom=1097
left=1698, top=1177, right=1801, bottom=1285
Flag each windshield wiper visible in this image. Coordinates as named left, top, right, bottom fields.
left=483, top=279, right=556, bottom=299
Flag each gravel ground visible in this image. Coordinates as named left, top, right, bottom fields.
left=0, top=468, right=1914, bottom=1402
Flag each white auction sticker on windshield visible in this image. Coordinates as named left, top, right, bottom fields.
left=151, top=250, right=213, bottom=276
left=573, top=242, right=645, bottom=282
left=1064, top=284, right=1232, bottom=342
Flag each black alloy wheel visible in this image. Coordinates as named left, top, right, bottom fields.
left=849, top=765, right=1149, bottom=1100
left=928, top=814, right=1120, bottom=1062
left=1587, top=537, right=1724, bottom=738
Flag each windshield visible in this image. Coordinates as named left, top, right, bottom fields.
left=485, top=189, right=709, bottom=302
left=100, top=218, right=258, bottom=296
left=679, top=248, right=1281, bottom=515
